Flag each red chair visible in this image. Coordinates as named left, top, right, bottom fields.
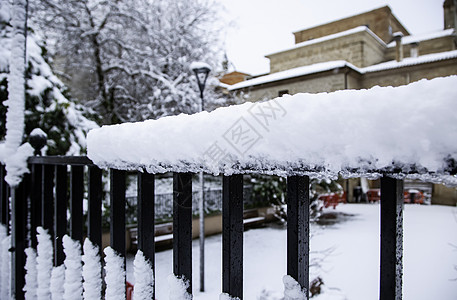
left=126, top=281, right=134, bottom=300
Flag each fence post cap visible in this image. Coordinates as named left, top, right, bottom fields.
left=29, top=128, right=47, bottom=156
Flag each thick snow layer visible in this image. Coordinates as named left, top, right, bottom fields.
left=219, top=293, right=240, bottom=300
left=88, top=76, right=457, bottom=185
left=283, top=275, right=307, bottom=300
left=82, top=239, right=102, bottom=300
left=168, top=274, right=192, bottom=300
left=63, top=235, right=83, bottom=299
left=36, top=227, right=53, bottom=300
left=190, top=61, right=212, bottom=71
left=50, top=265, right=65, bottom=300
left=3, top=0, right=28, bottom=187
left=24, top=248, right=38, bottom=299
left=0, top=142, right=33, bottom=186
left=104, top=247, right=126, bottom=300
left=132, top=250, right=154, bottom=300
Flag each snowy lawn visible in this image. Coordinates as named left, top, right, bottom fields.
left=127, top=204, right=457, bottom=299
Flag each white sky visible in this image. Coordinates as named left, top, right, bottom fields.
left=217, top=0, right=445, bottom=75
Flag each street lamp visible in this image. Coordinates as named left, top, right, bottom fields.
left=191, top=62, right=211, bottom=111
left=190, top=61, right=211, bottom=293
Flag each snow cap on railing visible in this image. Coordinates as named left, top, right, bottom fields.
left=87, top=76, right=457, bottom=185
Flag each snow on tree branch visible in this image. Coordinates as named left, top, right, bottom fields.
left=30, top=0, right=233, bottom=124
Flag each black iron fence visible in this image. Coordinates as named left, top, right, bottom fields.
left=126, top=186, right=255, bottom=223
left=0, top=153, right=436, bottom=299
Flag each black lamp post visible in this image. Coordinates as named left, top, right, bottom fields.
left=191, top=63, right=211, bottom=111
left=191, top=62, right=211, bottom=293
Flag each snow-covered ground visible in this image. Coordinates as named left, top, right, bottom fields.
left=127, top=204, right=457, bottom=299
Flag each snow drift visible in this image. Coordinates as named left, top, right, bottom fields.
left=87, top=76, right=457, bottom=185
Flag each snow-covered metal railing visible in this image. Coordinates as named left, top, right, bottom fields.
left=85, top=76, right=457, bottom=300
left=1, top=76, right=456, bottom=299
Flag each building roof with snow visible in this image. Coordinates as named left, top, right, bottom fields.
left=225, top=4, right=457, bottom=104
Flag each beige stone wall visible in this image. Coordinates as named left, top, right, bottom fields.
left=361, top=59, right=457, bottom=89
left=268, top=31, right=386, bottom=73
left=384, top=36, right=456, bottom=61
left=238, top=73, right=346, bottom=103
left=432, top=184, right=457, bottom=206
left=293, top=6, right=409, bottom=44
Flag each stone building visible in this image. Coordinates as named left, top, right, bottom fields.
left=224, top=2, right=457, bottom=205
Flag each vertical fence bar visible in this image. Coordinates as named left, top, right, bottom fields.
left=380, top=176, right=404, bottom=300
left=11, top=175, right=29, bottom=300
left=30, top=164, right=42, bottom=248
left=173, top=172, right=193, bottom=294
left=70, top=166, right=84, bottom=244
left=287, top=175, right=310, bottom=298
left=88, top=166, right=103, bottom=252
left=0, top=165, right=9, bottom=227
left=110, top=169, right=126, bottom=258
left=138, top=172, right=155, bottom=297
left=55, top=165, right=68, bottom=266
left=42, top=164, right=55, bottom=239
left=222, top=174, right=244, bottom=299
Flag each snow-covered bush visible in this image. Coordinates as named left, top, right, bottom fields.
left=104, top=247, right=126, bottom=300
left=0, top=15, right=98, bottom=156
left=82, top=239, right=102, bottom=300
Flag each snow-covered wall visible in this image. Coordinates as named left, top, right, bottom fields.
left=87, top=76, right=457, bottom=185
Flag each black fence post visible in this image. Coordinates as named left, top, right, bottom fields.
left=11, top=174, right=29, bottom=300
left=173, top=172, right=193, bottom=294
left=110, top=169, right=126, bottom=258
left=138, top=172, right=155, bottom=298
left=222, top=174, right=244, bottom=299
left=54, top=165, right=67, bottom=266
left=88, top=166, right=103, bottom=253
left=70, top=166, right=84, bottom=244
left=0, top=165, right=9, bottom=228
left=380, top=176, right=404, bottom=300
left=30, top=164, right=42, bottom=249
left=287, top=175, right=310, bottom=298
left=42, top=165, right=54, bottom=240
